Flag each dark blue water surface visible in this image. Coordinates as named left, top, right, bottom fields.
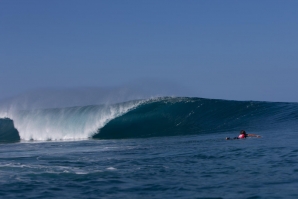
left=1, top=130, right=298, bottom=199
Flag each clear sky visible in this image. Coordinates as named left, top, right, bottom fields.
left=1, top=0, right=298, bottom=103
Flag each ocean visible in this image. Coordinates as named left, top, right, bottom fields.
left=0, top=97, right=298, bottom=198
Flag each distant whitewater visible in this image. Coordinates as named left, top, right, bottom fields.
left=1, top=97, right=298, bottom=141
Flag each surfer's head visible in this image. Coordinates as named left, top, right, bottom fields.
left=238, top=130, right=247, bottom=139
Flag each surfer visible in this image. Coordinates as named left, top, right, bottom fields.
left=226, top=130, right=261, bottom=140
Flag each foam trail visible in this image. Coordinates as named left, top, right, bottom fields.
left=0, top=100, right=144, bottom=141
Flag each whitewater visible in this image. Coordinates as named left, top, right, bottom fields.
left=1, top=97, right=298, bottom=198
left=0, top=99, right=145, bottom=141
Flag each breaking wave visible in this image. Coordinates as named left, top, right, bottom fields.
left=1, top=97, right=298, bottom=141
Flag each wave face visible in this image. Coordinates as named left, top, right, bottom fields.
left=94, top=97, right=298, bottom=139
left=1, top=97, right=298, bottom=141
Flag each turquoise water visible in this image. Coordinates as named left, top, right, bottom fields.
left=1, top=131, right=298, bottom=199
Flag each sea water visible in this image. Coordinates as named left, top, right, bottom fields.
left=0, top=97, right=298, bottom=198
left=1, top=131, right=298, bottom=199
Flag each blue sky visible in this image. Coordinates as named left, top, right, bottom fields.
left=1, top=0, right=298, bottom=103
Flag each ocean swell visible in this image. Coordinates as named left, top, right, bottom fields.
left=1, top=97, right=298, bottom=141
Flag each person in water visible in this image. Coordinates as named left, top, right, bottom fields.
left=226, top=130, right=261, bottom=140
